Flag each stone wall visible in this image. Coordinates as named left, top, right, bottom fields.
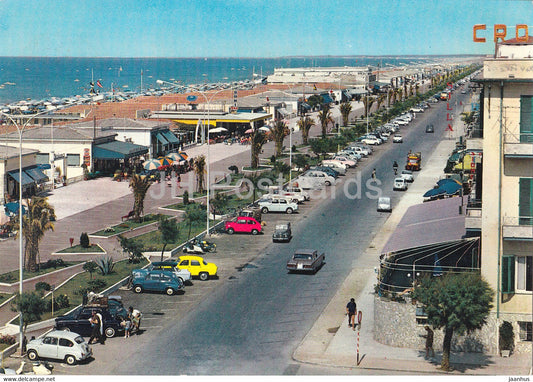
left=374, top=296, right=532, bottom=355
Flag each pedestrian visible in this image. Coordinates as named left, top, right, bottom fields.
left=129, top=306, right=142, bottom=334
left=121, top=317, right=132, bottom=338
left=393, top=161, right=398, bottom=175
left=371, top=168, right=376, bottom=179
left=177, top=174, right=181, bottom=188
left=96, top=311, right=105, bottom=344
left=346, top=298, right=357, bottom=330
left=423, top=325, right=435, bottom=359
left=88, top=311, right=100, bottom=345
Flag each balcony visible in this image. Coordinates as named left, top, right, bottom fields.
left=504, top=132, right=533, bottom=158
left=502, top=216, right=533, bottom=241
left=465, top=201, right=482, bottom=231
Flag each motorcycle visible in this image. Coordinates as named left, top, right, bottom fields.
left=183, top=239, right=216, bottom=254
left=0, top=361, right=54, bottom=375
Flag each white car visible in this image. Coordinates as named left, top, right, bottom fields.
left=393, top=135, right=403, bottom=143
left=401, top=169, right=414, bottom=182
left=410, top=107, right=424, bottom=113
left=393, top=177, right=408, bottom=191
left=298, top=170, right=335, bottom=188
left=361, top=137, right=380, bottom=145
left=321, top=161, right=347, bottom=175
left=332, top=155, right=356, bottom=167
left=282, top=186, right=310, bottom=202
left=257, top=197, right=298, bottom=214
left=340, top=149, right=362, bottom=160
left=377, top=197, right=392, bottom=212
left=26, top=330, right=92, bottom=365
left=338, top=151, right=361, bottom=162
left=349, top=145, right=371, bottom=156
left=394, top=119, right=409, bottom=126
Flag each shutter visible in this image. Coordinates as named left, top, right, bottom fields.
left=519, top=178, right=533, bottom=226
left=501, top=256, right=515, bottom=293
left=520, top=96, right=533, bottom=143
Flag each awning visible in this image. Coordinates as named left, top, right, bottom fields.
left=93, top=141, right=149, bottom=160
left=162, top=130, right=179, bottom=144
left=277, top=108, right=289, bottom=117
left=8, top=170, right=35, bottom=186
left=321, top=94, right=334, bottom=103
left=25, top=167, right=49, bottom=184
left=155, top=133, right=169, bottom=145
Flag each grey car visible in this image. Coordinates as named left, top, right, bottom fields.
left=272, top=222, right=292, bottom=242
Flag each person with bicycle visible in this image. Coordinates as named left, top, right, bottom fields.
left=393, top=161, right=398, bottom=175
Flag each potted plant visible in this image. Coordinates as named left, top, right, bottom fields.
left=499, top=321, right=514, bottom=357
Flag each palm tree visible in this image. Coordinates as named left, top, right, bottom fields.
left=298, top=116, right=314, bottom=145
left=129, top=173, right=152, bottom=222
left=193, top=155, right=206, bottom=193
left=15, top=197, right=56, bottom=272
left=376, top=94, right=386, bottom=111
left=250, top=130, right=267, bottom=169
left=317, top=104, right=334, bottom=138
left=339, top=102, right=352, bottom=127
left=415, top=83, right=420, bottom=96
left=271, top=120, right=288, bottom=157
left=363, top=95, right=375, bottom=118
left=387, top=88, right=394, bottom=107
left=184, top=204, right=206, bottom=240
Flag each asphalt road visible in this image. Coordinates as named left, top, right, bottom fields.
left=54, top=91, right=471, bottom=375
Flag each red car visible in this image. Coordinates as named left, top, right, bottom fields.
left=225, top=216, right=262, bottom=235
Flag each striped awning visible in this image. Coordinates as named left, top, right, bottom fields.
left=8, top=170, right=35, bottom=186
left=25, top=167, right=49, bottom=184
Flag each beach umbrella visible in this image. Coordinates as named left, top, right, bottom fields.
left=143, top=159, right=161, bottom=171
left=158, top=157, right=173, bottom=167
left=166, top=152, right=186, bottom=162
left=244, top=128, right=253, bottom=134
left=209, top=127, right=228, bottom=133
left=258, top=126, right=271, bottom=132
left=4, top=202, right=27, bottom=216
left=441, top=181, right=462, bottom=195
left=436, top=178, right=461, bottom=187
left=179, top=151, right=188, bottom=160
left=423, top=188, right=445, bottom=198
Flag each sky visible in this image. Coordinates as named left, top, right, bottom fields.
left=0, top=0, right=531, bottom=57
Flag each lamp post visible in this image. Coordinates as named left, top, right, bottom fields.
left=0, top=107, right=58, bottom=354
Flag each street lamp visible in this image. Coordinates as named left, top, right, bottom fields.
left=0, top=107, right=58, bottom=354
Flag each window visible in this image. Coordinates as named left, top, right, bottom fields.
left=43, top=337, right=58, bottom=345
left=520, top=96, right=533, bottom=143
left=502, top=256, right=515, bottom=293
left=179, top=260, right=189, bottom=266
left=59, top=338, right=74, bottom=347
left=66, top=154, right=80, bottom=167
left=519, top=322, right=532, bottom=341
left=36, top=153, right=49, bottom=165
left=519, top=178, right=533, bottom=226
left=191, top=260, right=200, bottom=266
left=516, top=256, right=532, bottom=292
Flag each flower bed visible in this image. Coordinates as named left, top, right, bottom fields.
left=55, top=244, right=105, bottom=254
left=90, top=213, right=165, bottom=237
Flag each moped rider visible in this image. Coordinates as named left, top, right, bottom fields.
left=393, top=161, right=398, bottom=175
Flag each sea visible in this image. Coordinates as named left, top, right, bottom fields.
left=0, top=56, right=464, bottom=105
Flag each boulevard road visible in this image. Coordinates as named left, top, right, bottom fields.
left=60, top=91, right=471, bottom=375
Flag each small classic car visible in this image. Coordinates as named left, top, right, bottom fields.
left=272, top=223, right=292, bottom=242
left=286, top=249, right=325, bottom=273
left=131, top=269, right=184, bottom=295
left=225, top=216, right=262, bottom=235
left=27, top=330, right=92, bottom=366
left=176, top=255, right=218, bottom=281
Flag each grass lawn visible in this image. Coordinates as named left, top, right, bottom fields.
left=0, top=292, right=12, bottom=303
left=164, top=193, right=259, bottom=214
left=55, top=244, right=105, bottom=254
left=9, top=258, right=149, bottom=325
left=0, top=260, right=83, bottom=284
left=90, top=213, right=166, bottom=237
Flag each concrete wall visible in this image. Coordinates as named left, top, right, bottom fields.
left=374, top=296, right=531, bottom=354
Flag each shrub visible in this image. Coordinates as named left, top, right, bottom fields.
left=43, top=258, right=66, bottom=269
left=80, top=232, right=90, bottom=248
left=54, top=294, right=70, bottom=309
left=35, top=282, right=51, bottom=295
left=228, top=165, right=239, bottom=175
left=499, top=321, right=515, bottom=352
left=0, top=334, right=16, bottom=345
left=95, top=256, right=114, bottom=275
left=74, top=278, right=108, bottom=297
left=0, top=274, right=16, bottom=283
left=183, top=190, right=189, bottom=205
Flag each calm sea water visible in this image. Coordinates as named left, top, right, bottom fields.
left=0, top=56, right=453, bottom=104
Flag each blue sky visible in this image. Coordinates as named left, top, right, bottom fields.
left=0, top=0, right=531, bottom=57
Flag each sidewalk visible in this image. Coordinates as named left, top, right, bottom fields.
left=292, top=137, right=533, bottom=375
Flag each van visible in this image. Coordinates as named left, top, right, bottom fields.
left=321, top=160, right=347, bottom=175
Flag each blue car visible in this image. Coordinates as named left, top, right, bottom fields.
left=131, top=270, right=183, bottom=295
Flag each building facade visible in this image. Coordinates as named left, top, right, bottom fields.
left=478, top=38, right=533, bottom=353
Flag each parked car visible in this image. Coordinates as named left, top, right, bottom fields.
left=339, top=149, right=362, bottom=160
left=377, top=197, right=392, bottom=212
left=401, top=169, right=414, bottom=182
left=361, top=137, right=380, bottom=145
left=225, top=216, right=262, bottom=235
left=267, top=186, right=302, bottom=204
left=298, top=170, right=335, bottom=188
left=27, top=330, right=92, bottom=366
left=393, top=177, right=408, bottom=191
left=331, top=155, right=356, bottom=168
left=311, top=166, right=340, bottom=178
left=350, top=144, right=372, bottom=155
left=144, top=261, right=192, bottom=283
left=272, top=222, right=292, bottom=242
left=131, top=269, right=184, bottom=295
left=321, top=160, right=347, bottom=175
left=257, top=197, right=298, bottom=214
left=410, top=106, right=424, bottom=113
left=54, top=300, right=128, bottom=338
left=394, top=119, right=409, bottom=126
left=348, top=145, right=370, bottom=156
left=393, top=135, right=403, bottom=143
left=283, top=186, right=310, bottom=201
left=286, top=249, right=325, bottom=273
left=176, top=255, right=218, bottom=281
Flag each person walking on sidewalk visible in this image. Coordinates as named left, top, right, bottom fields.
left=423, top=326, right=435, bottom=359
left=346, top=298, right=357, bottom=330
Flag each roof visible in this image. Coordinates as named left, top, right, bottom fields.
left=295, top=249, right=317, bottom=254
left=0, top=145, right=38, bottom=160
left=501, top=36, right=533, bottom=44
left=93, top=140, right=149, bottom=160
left=0, top=125, right=113, bottom=142
left=67, top=117, right=169, bottom=130
left=382, top=196, right=467, bottom=254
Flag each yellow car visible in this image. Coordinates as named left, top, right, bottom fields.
left=176, top=255, right=218, bottom=281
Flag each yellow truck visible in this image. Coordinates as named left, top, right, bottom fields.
left=406, top=152, right=422, bottom=171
